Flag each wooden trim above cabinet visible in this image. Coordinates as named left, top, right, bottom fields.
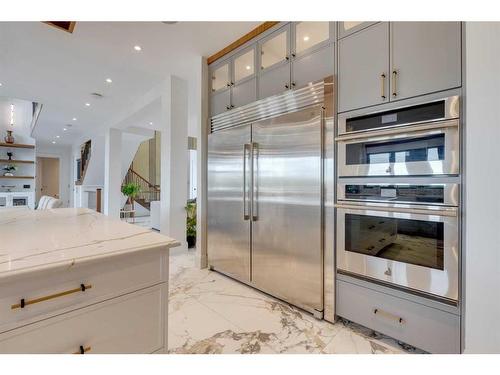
left=207, top=21, right=280, bottom=65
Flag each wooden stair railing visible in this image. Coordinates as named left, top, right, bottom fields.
left=122, top=168, right=160, bottom=210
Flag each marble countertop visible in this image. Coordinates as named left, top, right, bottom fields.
left=0, top=208, right=180, bottom=280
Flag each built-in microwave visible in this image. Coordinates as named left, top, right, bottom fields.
left=336, top=181, right=459, bottom=303
left=337, top=96, right=460, bottom=178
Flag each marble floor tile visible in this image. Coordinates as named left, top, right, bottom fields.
left=168, top=247, right=424, bottom=354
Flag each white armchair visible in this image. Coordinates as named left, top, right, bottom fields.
left=37, top=195, right=63, bottom=210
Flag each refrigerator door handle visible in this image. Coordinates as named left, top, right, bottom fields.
left=252, top=142, right=259, bottom=221
left=243, top=143, right=251, bottom=220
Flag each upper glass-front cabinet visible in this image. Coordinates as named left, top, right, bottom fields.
left=234, top=48, right=255, bottom=83
left=211, top=63, right=229, bottom=92
left=295, top=22, right=330, bottom=55
left=338, top=21, right=377, bottom=39
left=260, top=28, right=289, bottom=70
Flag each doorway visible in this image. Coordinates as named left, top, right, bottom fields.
left=36, top=157, right=60, bottom=203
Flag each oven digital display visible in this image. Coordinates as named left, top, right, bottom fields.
left=345, top=100, right=446, bottom=133
left=344, top=184, right=445, bottom=204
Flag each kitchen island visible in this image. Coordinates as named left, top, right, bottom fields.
left=0, top=208, right=179, bottom=353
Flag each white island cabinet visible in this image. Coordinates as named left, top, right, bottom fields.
left=0, top=208, right=179, bottom=354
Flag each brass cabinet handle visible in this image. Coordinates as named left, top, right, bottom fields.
left=392, top=70, right=398, bottom=97
left=74, top=345, right=91, bottom=354
left=380, top=73, right=386, bottom=100
left=373, top=308, right=404, bottom=324
left=11, top=284, right=92, bottom=310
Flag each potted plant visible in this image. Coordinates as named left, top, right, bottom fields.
left=2, top=165, right=17, bottom=176
left=185, top=200, right=197, bottom=248
left=121, top=182, right=141, bottom=210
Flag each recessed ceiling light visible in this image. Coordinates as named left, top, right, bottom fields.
left=52, top=141, right=56, bottom=144
left=245, top=65, right=251, bottom=70
left=106, top=78, right=112, bottom=83
left=72, top=117, right=77, bottom=121
left=85, top=103, right=90, bottom=107
left=149, top=122, right=153, bottom=125
left=0, top=83, right=2, bottom=86
left=63, top=128, right=67, bottom=131
left=134, top=45, right=142, bottom=51
left=56, top=135, right=60, bottom=138
left=303, top=36, right=310, bottom=42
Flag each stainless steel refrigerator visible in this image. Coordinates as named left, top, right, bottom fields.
left=207, top=80, right=334, bottom=318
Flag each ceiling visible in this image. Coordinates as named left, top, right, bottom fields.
left=0, top=21, right=260, bottom=145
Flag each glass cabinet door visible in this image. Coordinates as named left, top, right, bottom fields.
left=211, top=63, right=229, bottom=92
left=295, top=22, right=330, bottom=55
left=260, top=28, right=288, bottom=70
left=233, top=48, right=255, bottom=83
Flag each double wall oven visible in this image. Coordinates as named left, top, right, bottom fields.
left=336, top=96, right=461, bottom=304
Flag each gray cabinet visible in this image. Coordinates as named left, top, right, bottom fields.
left=232, top=78, right=257, bottom=108
left=292, top=44, right=334, bottom=89
left=338, top=21, right=462, bottom=113
left=391, top=22, right=461, bottom=101
left=338, top=21, right=378, bottom=39
left=210, top=89, right=231, bottom=117
left=258, top=22, right=335, bottom=100
left=210, top=45, right=257, bottom=117
left=259, top=63, right=291, bottom=99
left=210, top=22, right=337, bottom=115
left=338, top=22, right=389, bottom=113
left=336, top=277, right=460, bottom=353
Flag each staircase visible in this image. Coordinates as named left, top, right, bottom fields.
left=122, top=167, right=160, bottom=210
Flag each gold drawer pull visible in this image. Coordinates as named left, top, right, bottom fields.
left=373, top=308, right=404, bottom=324
left=74, top=345, right=91, bottom=354
left=11, top=284, right=92, bottom=310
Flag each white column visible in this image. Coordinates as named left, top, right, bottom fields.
left=464, top=22, right=500, bottom=353
left=160, top=75, right=189, bottom=249
left=194, top=57, right=209, bottom=268
left=104, top=128, right=122, bottom=218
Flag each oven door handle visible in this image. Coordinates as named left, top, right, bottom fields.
left=334, top=203, right=458, bottom=217
left=335, top=118, right=458, bottom=141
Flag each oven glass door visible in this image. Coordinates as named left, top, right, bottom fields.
left=337, top=121, right=459, bottom=177
left=336, top=205, right=459, bottom=301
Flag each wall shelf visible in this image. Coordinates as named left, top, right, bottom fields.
left=0, top=143, right=35, bottom=149
left=0, top=159, right=35, bottom=164
left=0, top=176, right=35, bottom=179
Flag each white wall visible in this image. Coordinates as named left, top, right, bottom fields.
left=36, top=141, right=73, bottom=207
left=464, top=22, right=500, bottom=353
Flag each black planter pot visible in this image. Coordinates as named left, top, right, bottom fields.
left=187, top=235, right=196, bottom=248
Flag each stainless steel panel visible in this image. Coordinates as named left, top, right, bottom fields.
left=208, top=125, right=251, bottom=282
left=323, top=78, right=335, bottom=322
left=338, top=95, right=459, bottom=136
left=336, top=204, right=459, bottom=301
left=337, top=119, right=460, bottom=177
left=251, top=106, right=323, bottom=313
left=211, top=80, right=325, bottom=132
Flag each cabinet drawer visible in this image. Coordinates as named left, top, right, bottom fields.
left=0, top=249, right=166, bottom=332
left=0, top=284, right=165, bottom=353
left=336, top=279, right=460, bottom=353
